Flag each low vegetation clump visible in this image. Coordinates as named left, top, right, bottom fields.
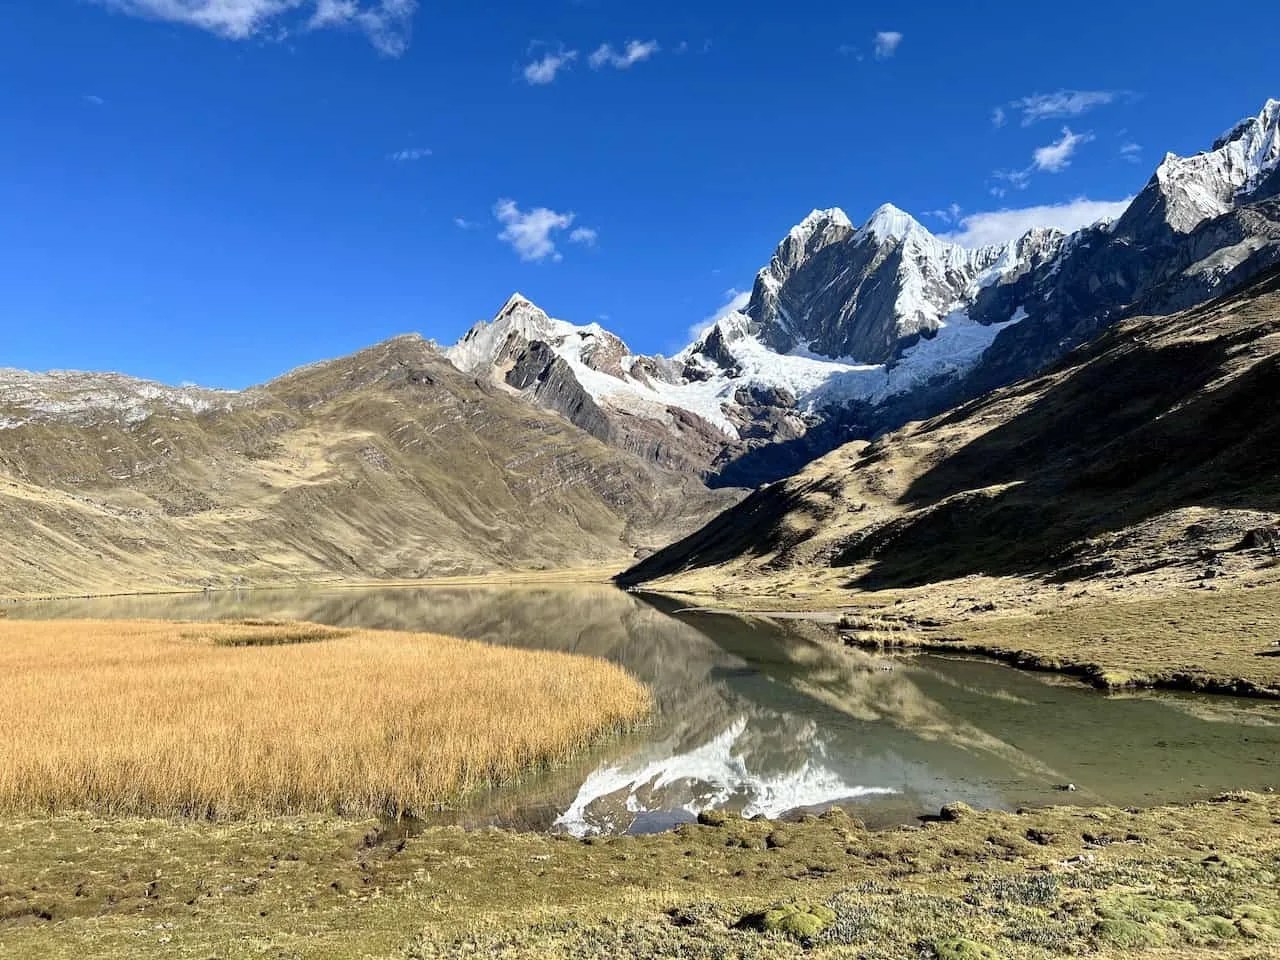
left=0, top=619, right=649, bottom=818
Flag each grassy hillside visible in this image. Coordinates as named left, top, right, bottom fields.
left=0, top=336, right=739, bottom=598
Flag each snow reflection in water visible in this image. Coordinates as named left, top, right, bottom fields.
left=9, top=584, right=1280, bottom=833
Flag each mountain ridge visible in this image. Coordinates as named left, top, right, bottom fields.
left=449, top=98, right=1280, bottom=487
left=0, top=335, right=739, bottom=598
left=618, top=261, right=1280, bottom=598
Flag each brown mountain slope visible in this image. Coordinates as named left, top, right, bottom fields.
left=619, top=264, right=1280, bottom=595
left=0, top=336, right=739, bottom=598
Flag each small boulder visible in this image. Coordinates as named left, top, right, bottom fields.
left=938, top=802, right=975, bottom=822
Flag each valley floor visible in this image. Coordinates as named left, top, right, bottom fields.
left=3, top=793, right=1279, bottom=959
left=5, top=570, right=1279, bottom=957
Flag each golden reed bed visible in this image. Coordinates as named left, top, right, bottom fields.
left=0, top=619, right=649, bottom=818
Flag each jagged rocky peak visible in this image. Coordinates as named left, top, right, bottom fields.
left=743, top=201, right=1020, bottom=364
left=771, top=207, right=855, bottom=272
left=446, top=292, right=636, bottom=380
left=447, top=292, right=562, bottom=374
left=1130, top=97, right=1280, bottom=234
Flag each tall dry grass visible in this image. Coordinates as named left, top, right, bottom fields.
left=0, top=619, right=649, bottom=818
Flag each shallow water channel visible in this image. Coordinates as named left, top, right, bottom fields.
left=10, top=584, right=1279, bottom=835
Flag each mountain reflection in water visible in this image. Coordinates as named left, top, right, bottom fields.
left=11, top=584, right=1279, bottom=834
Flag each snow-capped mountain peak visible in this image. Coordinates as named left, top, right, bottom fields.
left=859, top=202, right=927, bottom=244
left=1146, top=97, right=1280, bottom=233
left=444, top=99, right=1280, bottom=486
left=766, top=207, right=856, bottom=278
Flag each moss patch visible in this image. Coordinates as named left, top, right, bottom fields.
left=757, top=902, right=837, bottom=940
left=934, top=937, right=1000, bottom=960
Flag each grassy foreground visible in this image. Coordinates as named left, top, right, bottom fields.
left=0, top=619, right=649, bottom=818
left=2, top=793, right=1278, bottom=959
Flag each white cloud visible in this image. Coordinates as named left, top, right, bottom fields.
left=454, top=217, right=478, bottom=230
left=83, top=94, right=106, bottom=105
left=95, top=0, right=416, bottom=55
left=926, top=203, right=964, bottom=225
left=588, top=39, right=660, bottom=70
left=991, top=106, right=1006, bottom=128
left=992, top=167, right=1031, bottom=191
left=523, top=48, right=577, bottom=85
left=941, top=197, right=1133, bottom=247
left=1120, top=141, right=1143, bottom=163
left=873, top=31, right=902, bottom=59
left=1008, top=89, right=1122, bottom=126
left=308, top=0, right=415, bottom=55
left=1033, top=126, right=1093, bottom=172
left=569, top=227, right=598, bottom=247
left=388, top=147, right=431, bottom=161
left=688, top=288, right=751, bottom=343
left=494, top=198, right=579, bottom=262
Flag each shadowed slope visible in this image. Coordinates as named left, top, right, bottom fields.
left=620, top=264, right=1280, bottom=591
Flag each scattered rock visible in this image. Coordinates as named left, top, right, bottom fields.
left=765, top=827, right=796, bottom=849
left=696, top=809, right=730, bottom=828
left=938, top=802, right=975, bottom=823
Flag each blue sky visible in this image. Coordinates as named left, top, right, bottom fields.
left=2, top=0, right=1276, bottom=388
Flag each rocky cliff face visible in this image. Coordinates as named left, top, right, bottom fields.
left=449, top=295, right=739, bottom=476
left=447, top=99, right=1280, bottom=488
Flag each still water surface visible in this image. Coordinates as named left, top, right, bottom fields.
left=11, top=585, right=1279, bottom=834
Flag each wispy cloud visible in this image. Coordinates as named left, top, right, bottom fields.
left=523, top=48, right=577, bottom=85
left=454, top=217, right=478, bottom=230
left=688, top=288, right=750, bottom=343
left=83, top=94, right=106, bottom=106
left=873, top=30, right=902, bottom=59
left=588, top=39, right=660, bottom=70
left=95, top=0, right=417, bottom=55
left=388, top=147, right=432, bottom=161
left=989, top=126, right=1094, bottom=195
left=1004, top=89, right=1127, bottom=126
left=494, top=199, right=593, bottom=263
left=991, top=106, right=1006, bottom=128
left=990, top=167, right=1031, bottom=195
left=1033, top=126, right=1093, bottom=172
left=941, top=197, right=1133, bottom=247
left=1120, top=141, right=1143, bottom=163
left=569, top=227, right=598, bottom=247
left=926, top=203, right=964, bottom=225
left=307, top=0, right=416, bottom=56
